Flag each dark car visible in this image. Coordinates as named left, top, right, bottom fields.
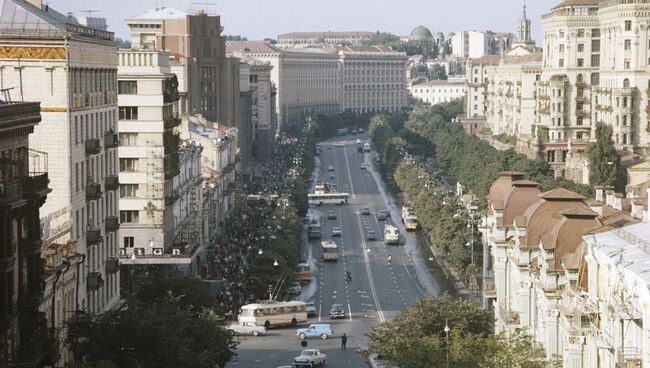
left=361, top=207, right=371, bottom=215
left=377, top=210, right=390, bottom=221
left=329, top=303, right=345, bottom=319
left=366, top=230, right=377, bottom=240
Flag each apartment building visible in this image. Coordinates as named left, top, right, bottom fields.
left=0, top=0, right=120, bottom=316
left=247, top=61, right=275, bottom=160
left=408, top=80, right=466, bottom=105
left=0, top=100, right=54, bottom=367
left=451, top=30, right=514, bottom=58
left=483, top=171, right=648, bottom=367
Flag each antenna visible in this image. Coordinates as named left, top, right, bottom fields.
left=81, top=10, right=100, bottom=17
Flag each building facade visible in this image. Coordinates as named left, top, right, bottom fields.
left=452, top=30, right=514, bottom=59
left=276, top=31, right=375, bottom=48
left=408, top=80, right=466, bottom=105
left=0, top=0, right=121, bottom=316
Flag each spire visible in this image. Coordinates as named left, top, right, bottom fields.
left=523, top=0, right=527, bottom=19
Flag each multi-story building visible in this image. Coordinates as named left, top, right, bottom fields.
left=247, top=60, right=275, bottom=160
left=483, top=172, right=646, bottom=366
left=276, top=31, right=375, bottom=48
left=333, top=45, right=407, bottom=114
left=466, top=55, right=500, bottom=119
left=227, top=42, right=340, bottom=129
left=452, top=30, right=514, bottom=58
left=408, top=80, right=466, bottom=105
left=0, top=0, right=120, bottom=316
left=0, top=99, right=53, bottom=367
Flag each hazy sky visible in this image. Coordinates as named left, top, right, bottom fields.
left=47, top=0, right=554, bottom=42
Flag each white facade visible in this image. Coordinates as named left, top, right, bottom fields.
left=452, top=31, right=513, bottom=59
left=0, top=1, right=120, bottom=315
left=277, top=31, right=374, bottom=48
left=408, top=80, right=466, bottom=105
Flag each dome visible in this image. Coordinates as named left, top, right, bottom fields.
left=410, top=25, right=433, bottom=41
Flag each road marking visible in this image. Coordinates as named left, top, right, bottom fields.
left=318, top=304, right=321, bottom=322
left=348, top=303, right=353, bottom=321
left=356, top=214, right=385, bottom=323
left=343, top=147, right=356, bottom=196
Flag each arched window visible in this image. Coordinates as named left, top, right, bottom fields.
left=623, top=78, right=630, bottom=88
left=577, top=74, right=584, bottom=84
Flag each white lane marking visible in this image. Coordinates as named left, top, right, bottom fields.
left=318, top=304, right=321, bottom=322
left=348, top=303, right=353, bottom=321
left=356, top=210, right=385, bottom=323
left=343, top=146, right=356, bottom=196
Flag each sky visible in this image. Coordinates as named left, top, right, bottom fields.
left=46, top=0, right=555, bottom=43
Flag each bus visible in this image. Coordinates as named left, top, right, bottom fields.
left=296, top=262, right=311, bottom=284
left=401, top=205, right=418, bottom=231
left=238, top=301, right=308, bottom=329
left=321, top=240, right=338, bottom=261
left=363, top=143, right=371, bottom=152
left=308, top=192, right=350, bottom=206
left=307, top=216, right=322, bottom=239
left=384, top=224, right=400, bottom=245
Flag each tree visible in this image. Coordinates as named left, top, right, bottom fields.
left=428, top=64, right=448, bottom=80
left=67, top=297, right=236, bottom=368
left=367, top=295, right=546, bottom=368
left=411, top=65, right=429, bottom=80
left=587, top=122, right=619, bottom=188
left=364, top=31, right=401, bottom=45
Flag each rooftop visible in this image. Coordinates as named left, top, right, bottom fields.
left=129, top=7, right=187, bottom=21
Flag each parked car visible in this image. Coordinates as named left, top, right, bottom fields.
left=329, top=304, right=345, bottom=319
left=332, top=226, right=342, bottom=237
left=226, top=322, right=266, bottom=336
left=293, top=349, right=327, bottom=367
left=327, top=211, right=337, bottom=220
left=306, top=302, right=317, bottom=318
left=367, top=230, right=377, bottom=240
left=360, top=163, right=368, bottom=170
left=287, top=281, right=302, bottom=295
left=361, top=207, right=371, bottom=215
left=297, top=324, right=334, bottom=340
left=328, top=173, right=335, bottom=179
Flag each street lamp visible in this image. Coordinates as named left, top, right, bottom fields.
left=444, top=320, right=450, bottom=368
left=273, top=259, right=279, bottom=267
left=258, top=248, right=263, bottom=255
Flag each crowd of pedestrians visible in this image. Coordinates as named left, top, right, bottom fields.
left=205, top=136, right=308, bottom=318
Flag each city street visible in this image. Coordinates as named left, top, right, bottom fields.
left=228, top=135, right=445, bottom=367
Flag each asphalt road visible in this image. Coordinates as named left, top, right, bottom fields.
left=227, top=135, right=444, bottom=368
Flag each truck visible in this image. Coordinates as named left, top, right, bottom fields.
left=384, top=224, right=400, bottom=245
left=321, top=240, right=338, bottom=261
left=401, top=205, right=418, bottom=231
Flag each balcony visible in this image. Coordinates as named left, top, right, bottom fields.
left=85, top=138, right=101, bottom=155
left=164, top=116, right=181, bottom=130
left=617, top=347, right=641, bottom=367
left=165, top=189, right=180, bottom=206
left=22, top=173, right=49, bottom=197
left=482, top=277, right=496, bottom=299
left=499, top=305, right=520, bottom=325
left=87, top=272, right=104, bottom=291
left=104, top=131, right=118, bottom=148
left=104, top=175, right=119, bottom=191
left=86, top=227, right=101, bottom=245
left=105, top=216, right=119, bottom=232
left=164, top=152, right=180, bottom=179
left=164, top=131, right=180, bottom=154
left=86, top=182, right=102, bottom=201
left=105, top=257, right=119, bottom=274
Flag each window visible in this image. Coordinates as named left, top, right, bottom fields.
left=119, top=106, right=138, bottom=120
left=625, top=39, right=631, bottom=51
left=119, top=133, right=137, bottom=146
left=592, top=29, right=600, bottom=38
left=119, top=158, right=138, bottom=172
left=559, top=59, right=564, bottom=67
left=624, top=58, right=631, bottom=69
left=249, top=75, right=258, bottom=83
left=625, top=20, right=632, bottom=32
left=118, top=81, right=137, bottom=95
left=123, top=237, right=135, bottom=248
left=559, top=30, right=565, bottom=38
left=120, top=184, right=139, bottom=198
left=577, top=44, right=584, bottom=52
left=591, top=54, right=600, bottom=67
left=590, top=72, right=600, bottom=86
left=559, top=44, right=565, bottom=53
left=120, top=210, right=139, bottom=223
left=591, top=39, right=600, bottom=52
left=577, top=58, right=584, bottom=67
left=577, top=29, right=585, bottom=37
left=577, top=117, right=583, bottom=126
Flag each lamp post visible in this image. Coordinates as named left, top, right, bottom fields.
left=444, top=319, right=450, bottom=368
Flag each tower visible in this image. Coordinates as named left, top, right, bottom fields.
left=514, top=0, right=535, bottom=49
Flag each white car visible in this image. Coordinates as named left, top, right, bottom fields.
left=360, top=163, right=367, bottom=170
left=294, top=349, right=327, bottom=367
left=226, top=322, right=266, bottom=336
left=332, top=226, right=342, bottom=237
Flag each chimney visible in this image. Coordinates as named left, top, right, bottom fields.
left=24, top=0, right=43, bottom=10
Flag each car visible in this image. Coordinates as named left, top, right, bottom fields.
left=334, top=142, right=345, bottom=147
left=361, top=207, right=371, bottom=215
left=329, top=303, right=345, bottom=319
left=287, top=281, right=302, bottom=295
left=327, top=211, right=337, bottom=220
left=377, top=211, right=388, bottom=221
left=356, top=139, right=362, bottom=144
left=306, top=302, right=317, bottom=318
left=328, top=173, right=335, bottom=179
left=327, top=165, right=334, bottom=172
left=297, top=324, right=334, bottom=340
left=360, top=163, right=368, bottom=170
left=367, top=229, right=377, bottom=240
left=332, top=226, right=342, bottom=237
left=358, top=128, right=364, bottom=133
left=327, top=183, right=337, bottom=192
left=293, top=349, right=327, bottom=367
left=226, top=322, right=267, bottom=336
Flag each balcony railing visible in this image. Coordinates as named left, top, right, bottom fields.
left=85, top=139, right=101, bottom=155
left=22, top=173, right=49, bottom=197
left=104, top=131, right=118, bottom=149
left=87, top=272, right=104, bottom=291
left=164, top=117, right=181, bottom=130
left=86, top=227, right=101, bottom=245
left=105, top=216, right=119, bottom=232
left=105, top=257, right=119, bottom=274
left=86, top=182, right=102, bottom=201
left=104, top=175, right=119, bottom=191
left=165, top=189, right=180, bottom=206
left=617, top=347, right=641, bottom=367
left=482, top=277, right=496, bottom=299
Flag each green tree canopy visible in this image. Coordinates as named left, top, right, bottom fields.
left=587, top=122, right=619, bottom=188
left=429, top=64, right=448, bottom=80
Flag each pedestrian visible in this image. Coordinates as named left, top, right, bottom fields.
left=341, top=333, right=347, bottom=350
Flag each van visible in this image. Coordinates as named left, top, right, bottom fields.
left=296, top=324, right=334, bottom=340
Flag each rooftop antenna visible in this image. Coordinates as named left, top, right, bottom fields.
left=80, top=10, right=100, bottom=17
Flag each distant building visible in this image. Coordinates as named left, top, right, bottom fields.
left=451, top=30, right=514, bottom=58
left=277, top=31, right=375, bottom=48
left=409, top=25, right=433, bottom=42
left=76, top=16, right=108, bottom=31
left=408, top=79, right=466, bottom=105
